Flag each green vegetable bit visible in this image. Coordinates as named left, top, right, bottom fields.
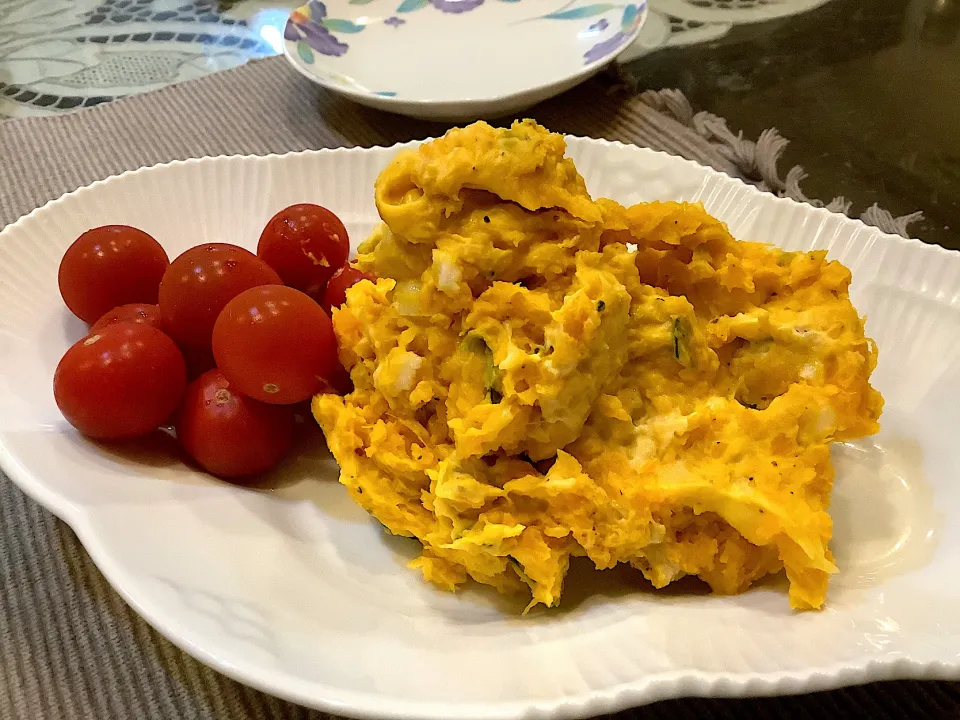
left=462, top=333, right=502, bottom=400
left=672, top=316, right=694, bottom=368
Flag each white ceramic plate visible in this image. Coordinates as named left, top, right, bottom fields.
left=281, top=0, right=647, bottom=120
left=1, top=139, right=959, bottom=720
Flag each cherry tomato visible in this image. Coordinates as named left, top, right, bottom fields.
left=53, top=322, right=187, bottom=440
left=212, top=285, right=342, bottom=404
left=58, top=225, right=169, bottom=324
left=257, top=204, right=350, bottom=299
left=321, top=265, right=373, bottom=316
left=158, top=243, right=281, bottom=352
left=175, top=369, right=295, bottom=479
left=318, top=360, right=353, bottom=396
left=90, top=303, right=163, bottom=334
left=181, top=345, right=217, bottom=381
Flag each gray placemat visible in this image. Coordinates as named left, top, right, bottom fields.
left=0, top=55, right=952, bottom=719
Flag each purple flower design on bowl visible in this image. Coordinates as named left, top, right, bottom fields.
left=583, top=30, right=628, bottom=63
left=429, top=0, right=484, bottom=14
left=588, top=18, right=609, bottom=32
left=285, top=1, right=349, bottom=58
left=384, top=15, right=406, bottom=26
left=584, top=3, right=643, bottom=64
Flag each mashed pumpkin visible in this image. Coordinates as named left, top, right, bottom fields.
left=312, top=120, right=883, bottom=611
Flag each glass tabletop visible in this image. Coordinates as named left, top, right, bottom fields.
left=618, top=0, right=960, bottom=250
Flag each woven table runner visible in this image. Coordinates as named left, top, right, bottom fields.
left=0, top=55, right=953, bottom=719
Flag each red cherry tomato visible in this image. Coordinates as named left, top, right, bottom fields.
left=212, top=285, right=342, bottom=404
left=257, top=204, right=350, bottom=299
left=181, top=345, right=217, bottom=382
left=318, top=360, right=353, bottom=396
left=175, top=369, right=295, bottom=479
left=90, top=303, right=163, bottom=334
left=58, top=225, right=169, bottom=324
left=158, top=243, right=281, bottom=352
left=53, top=322, right=187, bottom=440
left=321, top=265, right=373, bottom=316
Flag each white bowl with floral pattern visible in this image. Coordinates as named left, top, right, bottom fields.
left=281, top=0, right=647, bottom=120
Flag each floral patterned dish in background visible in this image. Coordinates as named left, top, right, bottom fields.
left=281, top=0, right=647, bottom=120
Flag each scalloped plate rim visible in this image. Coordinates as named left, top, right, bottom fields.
left=0, top=139, right=959, bottom=719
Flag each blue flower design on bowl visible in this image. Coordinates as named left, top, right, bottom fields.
left=384, top=15, right=406, bottom=26
left=393, top=0, right=486, bottom=13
